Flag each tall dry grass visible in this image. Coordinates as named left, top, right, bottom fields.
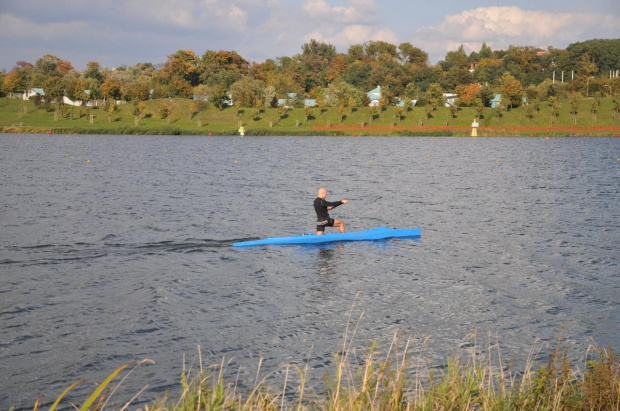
left=23, top=300, right=619, bottom=411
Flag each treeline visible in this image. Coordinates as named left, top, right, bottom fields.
left=1, top=39, right=619, bottom=110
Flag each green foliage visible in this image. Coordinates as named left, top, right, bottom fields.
left=567, top=39, right=620, bottom=73
left=2, top=96, right=620, bottom=136
left=4, top=37, right=619, bottom=124
left=426, top=83, right=444, bottom=107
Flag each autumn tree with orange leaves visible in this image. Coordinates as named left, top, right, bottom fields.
left=455, top=83, right=481, bottom=106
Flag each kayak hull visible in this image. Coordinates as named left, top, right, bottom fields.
left=233, top=226, right=421, bottom=247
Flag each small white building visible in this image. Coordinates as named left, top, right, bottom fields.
left=443, top=93, right=458, bottom=107
left=23, top=88, right=45, bottom=100
left=367, top=86, right=381, bottom=107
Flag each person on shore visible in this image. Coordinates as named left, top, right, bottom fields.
left=314, top=188, right=348, bottom=235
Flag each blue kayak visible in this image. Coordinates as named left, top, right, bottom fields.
left=233, top=226, right=421, bottom=247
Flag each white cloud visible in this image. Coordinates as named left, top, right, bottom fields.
left=306, top=24, right=398, bottom=49
left=301, top=0, right=379, bottom=24
left=413, top=6, right=620, bottom=62
left=264, top=0, right=393, bottom=53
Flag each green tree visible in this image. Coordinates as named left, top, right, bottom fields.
left=441, top=45, right=469, bottom=70
left=34, top=54, right=61, bottom=78
left=404, top=82, right=418, bottom=100
left=424, top=105, right=433, bottom=121
left=395, top=107, right=405, bottom=123
left=613, top=99, right=620, bottom=120
left=364, top=41, right=398, bottom=61
left=475, top=85, right=494, bottom=107
left=84, top=61, right=104, bottom=84
left=551, top=98, right=561, bottom=122
left=107, top=102, right=116, bottom=123
left=188, top=101, right=198, bottom=120
left=264, top=86, right=277, bottom=109
left=301, top=39, right=337, bottom=60
left=500, top=72, right=524, bottom=109
left=304, top=106, right=313, bottom=122
left=591, top=97, right=599, bottom=122
left=369, top=105, right=379, bottom=122
left=200, top=50, right=248, bottom=87
left=494, top=101, right=503, bottom=120
left=398, top=42, right=429, bottom=68
left=475, top=99, right=484, bottom=121
left=134, top=101, right=147, bottom=124
left=567, top=39, right=620, bottom=74
left=207, top=84, right=230, bottom=110
left=426, top=83, right=443, bottom=108
left=276, top=105, right=286, bottom=123
left=404, top=97, right=413, bottom=113
left=570, top=95, right=580, bottom=125
left=449, top=104, right=458, bottom=119
left=526, top=104, right=535, bottom=120
left=43, top=76, right=64, bottom=102
left=478, top=42, right=493, bottom=59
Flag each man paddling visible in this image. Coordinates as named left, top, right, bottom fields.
left=314, top=188, right=349, bottom=235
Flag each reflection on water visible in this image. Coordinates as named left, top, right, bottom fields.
left=316, top=246, right=339, bottom=276
left=0, top=135, right=618, bottom=409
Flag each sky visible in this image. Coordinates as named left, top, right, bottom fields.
left=1, top=0, right=619, bottom=71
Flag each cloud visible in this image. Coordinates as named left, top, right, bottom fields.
left=118, top=0, right=252, bottom=31
left=412, top=6, right=620, bottom=62
left=276, top=0, right=394, bottom=52
left=0, top=13, right=88, bottom=39
left=306, top=25, right=398, bottom=49
left=301, top=0, right=379, bottom=24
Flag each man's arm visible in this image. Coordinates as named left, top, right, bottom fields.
left=324, top=199, right=348, bottom=209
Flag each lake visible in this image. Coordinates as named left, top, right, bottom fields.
left=1, top=134, right=618, bottom=409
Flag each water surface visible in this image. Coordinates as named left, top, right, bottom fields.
left=1, top=135, right=618, bottom=408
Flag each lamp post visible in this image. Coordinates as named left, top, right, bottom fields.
left=586, top=77, right=594, bottom=97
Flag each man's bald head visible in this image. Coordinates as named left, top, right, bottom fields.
left=318, top=187, right=327, bottom=199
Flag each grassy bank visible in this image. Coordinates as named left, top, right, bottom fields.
left=27, top=331, right=619, bottom=410
left=1, top=97, right=620, bottom=136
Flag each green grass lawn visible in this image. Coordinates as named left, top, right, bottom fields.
left=1, top=97, right=619, bottom=136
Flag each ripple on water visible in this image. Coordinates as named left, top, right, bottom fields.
left=0, top=136, right=619, bottom=409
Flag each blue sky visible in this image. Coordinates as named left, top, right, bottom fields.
left=1, top=0, right=619, bottom=71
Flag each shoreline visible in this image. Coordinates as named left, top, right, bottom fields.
left=2, top=97, right=620, bottom=138
left=2, top=125, right=620, bottom=137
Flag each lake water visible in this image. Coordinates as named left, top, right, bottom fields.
left=1, top=134, right=619, bottom=409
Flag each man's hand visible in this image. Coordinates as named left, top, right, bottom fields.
left=342, top=199, right=349, bottom=204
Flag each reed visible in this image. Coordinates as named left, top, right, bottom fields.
left=26, top=321, right=619, bottom=410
